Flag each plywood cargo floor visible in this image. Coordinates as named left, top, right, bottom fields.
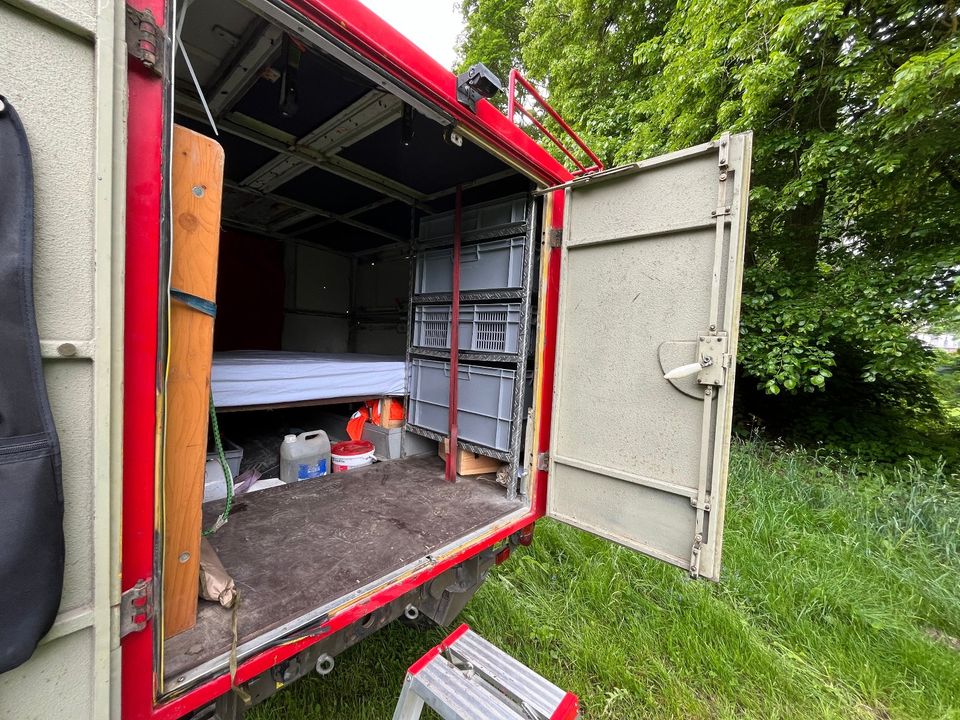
left=163, top=454, right=520, bottom=684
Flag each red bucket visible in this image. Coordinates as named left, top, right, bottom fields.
left=331, top=440, right=375, bottom=473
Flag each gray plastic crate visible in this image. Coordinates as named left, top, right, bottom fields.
left=413, top=303, right=522, bottom=354
left=418, top=194, right=527, bottom=241
left=361, top=423, right=438, bottom=459
left=206, top=437, right=243, bottom=478
left=408, top=358, right=516, bottom=452
left=414, top=236, right=525, bottom=294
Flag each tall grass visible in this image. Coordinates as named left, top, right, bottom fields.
left=250, top=442, right=960, bottom=720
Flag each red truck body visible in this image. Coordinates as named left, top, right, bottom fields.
left=122, top=3, right=571, bottom=717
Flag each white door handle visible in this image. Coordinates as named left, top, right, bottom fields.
left=663, top=361, right=705, bottom=380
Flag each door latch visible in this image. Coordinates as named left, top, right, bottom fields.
left=689, top=534, right=703, bottom=579
left=662, top=332, right=729, bottom=387
left=536, top=452, right=550, bottom=471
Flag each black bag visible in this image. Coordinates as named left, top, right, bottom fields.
left=0, top=96, right=65, bottom=674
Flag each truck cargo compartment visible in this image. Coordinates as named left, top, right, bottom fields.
left=161, top=0, right=541, bottom=692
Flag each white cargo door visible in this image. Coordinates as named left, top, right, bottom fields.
left=547, top=132, right=752, bottom=580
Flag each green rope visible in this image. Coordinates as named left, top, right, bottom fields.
left=203, top=390, right=233, bottom=535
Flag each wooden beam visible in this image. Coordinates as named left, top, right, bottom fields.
left=163, top=126, right=225, bottom=638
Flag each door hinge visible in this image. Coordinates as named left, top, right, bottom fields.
left=717, top=132, right=730, bottom=170
left=536, top=452, right=550, bottom=471
left=547, top=228, right=563, bottom=248
left=690, top=494, right=712, bottom=512
left=120, top=578, right=154, bottom=638
left=126, top=5, right=165, bottom=76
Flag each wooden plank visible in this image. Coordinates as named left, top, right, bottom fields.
left=381, top=397, right=404, bottom=429
left=163, top=125, right=225, bottom=639
left=438, top=439, right=503, bottom=476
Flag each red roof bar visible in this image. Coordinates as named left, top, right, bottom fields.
left=506, top=68, right=604, bottom=174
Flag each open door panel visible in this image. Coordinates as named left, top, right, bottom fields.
left=547, top=132, right=752, bottom=580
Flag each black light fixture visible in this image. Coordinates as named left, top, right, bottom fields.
left=456, top=63, right=503, bottom=113
left=279, top=34, right=302, bottom=118
left=400, top=103, right=414, bottom=147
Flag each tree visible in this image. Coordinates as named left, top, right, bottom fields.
left=459, top=0, right=960, bottom=457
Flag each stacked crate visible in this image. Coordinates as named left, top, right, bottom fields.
left=405, top=194, right=536, bottom=496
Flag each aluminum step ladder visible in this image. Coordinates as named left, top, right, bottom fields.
left=392, top=624, right=580, bottom=720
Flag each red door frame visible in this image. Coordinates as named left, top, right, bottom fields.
left=120, top=1, right=572, bottom=717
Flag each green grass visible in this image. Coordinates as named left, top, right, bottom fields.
left=249, top=442, right=960, bottom=719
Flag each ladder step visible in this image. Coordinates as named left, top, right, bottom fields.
left=395, top=624, right=579, bottom=720
left=412, top=655, right=527, bottom=720
left=448, top=629, right=568, bottom=718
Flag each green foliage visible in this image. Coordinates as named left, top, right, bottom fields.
left=932, top=349, right=960, bottom=421
left=249, top=442, right=960, bottom=719
left=458, top=0, right=960, bottom=456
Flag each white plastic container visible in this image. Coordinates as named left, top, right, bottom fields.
left=280, top=430, right=332, bottom=484
left=331, top=440, right=376, bottom=473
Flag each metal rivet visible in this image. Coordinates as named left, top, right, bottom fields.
left=178, top=552, right=190, bottom=563
left=709, top=324, right=716, bottom=331
left=57, top=343, right=77, bottom=357
left=192, top=185, right=204, bottom=197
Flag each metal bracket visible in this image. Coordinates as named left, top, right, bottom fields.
left=536, top=452, right=549, bottom=472
left=689, top=534, right=703, bottom=579
left=126, top=5, right=165, bottom=75
left=546, top=228, right=562, bottom=248
left=690, top=494, right=712, bottom=512
left=119, top=578, right=154, bottom=638
left=695, top=333, right=729, bottom=386
left=717, top=132, right=730, bottom=169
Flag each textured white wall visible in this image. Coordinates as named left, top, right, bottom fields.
left=0, top=0, right=118, bottom=717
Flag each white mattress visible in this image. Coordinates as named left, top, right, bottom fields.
left=211, top=351, right=406, bottom=408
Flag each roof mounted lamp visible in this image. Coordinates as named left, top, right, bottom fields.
left=456, top=63, right=503, bottom=113
left=279, top=34, right=303, bottom=118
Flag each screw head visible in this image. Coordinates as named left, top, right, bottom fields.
left=178, top=552, right=190, bottom=563
left=192, top=185, right=205, bottom=197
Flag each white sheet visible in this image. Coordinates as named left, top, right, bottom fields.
left=211, top=351, right=406, bottom=408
